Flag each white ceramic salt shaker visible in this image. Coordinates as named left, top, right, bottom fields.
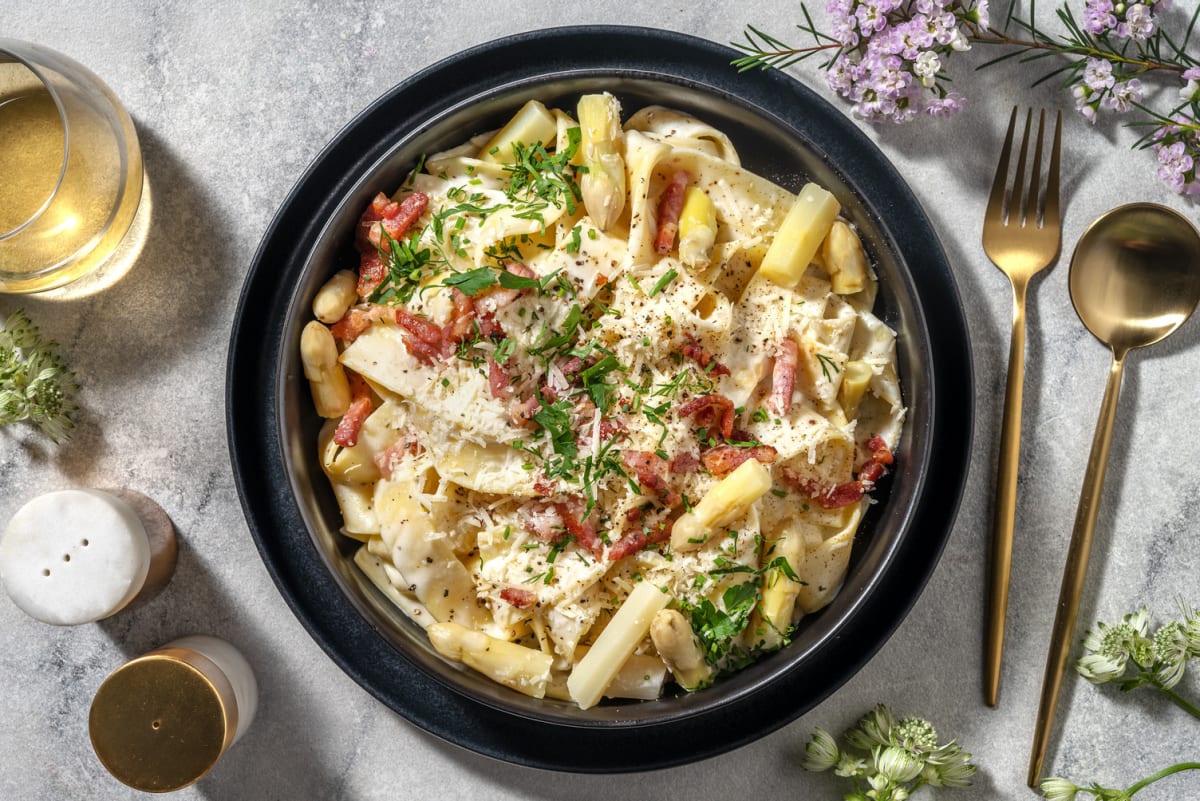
left=0, top=488, right=177, bottom=625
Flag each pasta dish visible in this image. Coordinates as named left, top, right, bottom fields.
left=299, top=93, right=905, bottom=708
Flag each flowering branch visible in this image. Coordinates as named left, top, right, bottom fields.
left=1074, top=604, right=1200, bottom=719
left=801, top=704, right=976, bottom=799
left=733, top=1, right=1200, bottom=194
left=1039, top=603, right=1200, bottom=800
left=1042, top=761, right=1200, bottom=800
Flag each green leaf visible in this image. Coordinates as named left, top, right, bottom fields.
left=443, top=267, right=498, bottom=296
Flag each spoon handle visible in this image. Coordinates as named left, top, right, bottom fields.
left=1028, top=352, right=1126, bottom=787
left=984, top=278, right=1029, bottom=707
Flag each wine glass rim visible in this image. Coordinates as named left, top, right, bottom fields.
left=0, top=41, right=71, bottom=241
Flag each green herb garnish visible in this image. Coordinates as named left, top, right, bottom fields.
left=0, top=309, right=78, bottom=443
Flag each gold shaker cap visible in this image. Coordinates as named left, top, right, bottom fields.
left=88, top=648, right=239, bottom=793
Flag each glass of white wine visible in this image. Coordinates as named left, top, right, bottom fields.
left=0, top=39, right=144, bottom=294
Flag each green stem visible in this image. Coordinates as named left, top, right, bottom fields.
left=1125, top=762, right=1200, bottom=797
left=968, top=29, right=1187, bottom=74
left=1158, top=686, right=1200, bottom=720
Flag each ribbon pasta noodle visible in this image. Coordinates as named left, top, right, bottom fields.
left=302, top=93, right=906, bottom=708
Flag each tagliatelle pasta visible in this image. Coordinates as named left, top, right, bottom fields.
left=301, top=93, right=905, bottom=708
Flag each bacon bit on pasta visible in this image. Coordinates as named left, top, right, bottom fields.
left=621, top=450, right=682, bottom=507
left=356, top=251, right=387, bottom=299
left=444, top=288, right=475, bottom=344
left=597, top=416, right=628, bottom=441
left=509, top=395, right=541, bottom=427
left=608, top=519, right=672, bottom=562
left=700, top=443, right=778, bottom=477
left=500, top=587, right=538, bottom=609
left=680, top=336, right=730, bottom=377
left=488, top=358, right=513, bottom=400
left=330, top=305, right=391, bottom=344
left=476, top=311, right=504, bottom=338
left=769, top=338, right=799, bottom=415
left=355, top=191, right=429, bottom=296
left=866, top=435, right=894, bottom=465
left=533, top=474, right=558, bottom=497
left=375, top=438, right=420, bottom=480
left=395, top=308, right=446, bottom=365
left=333, top=372, right=372, bottom=448
left=364, top=192, right=429, bottom=249
left=558, top=356, right=585, bottom=381
left=654, top=170, right=691, bottom=255
left=556, top=498, right=604, bottom=559
left=679, top=393, right=736, bottom=440
left=479, top=261, right=536, bottom=309
left=520, top=501, right=566, bottom=543
left=670, top=450, right=701, bottom=474
left=781, top=435, right=896, bottom=508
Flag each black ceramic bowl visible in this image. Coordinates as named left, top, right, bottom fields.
left=227, top=26, right=973, bottom=772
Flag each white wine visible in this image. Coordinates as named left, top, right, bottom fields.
left=0, top=91, right=63, bottom=233
left=0, top=54, right=142, bottom=293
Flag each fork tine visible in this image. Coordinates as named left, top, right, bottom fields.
left=1010, top=109, right=1033, bottom=225
left=986, top=107, right=1020, bottom=222
left=1043, top=110, right=1063, bottom=227
left=1027, top=110, right=1046, bottom=226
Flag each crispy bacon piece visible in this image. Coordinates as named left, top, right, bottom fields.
left=355, top=191, right=429, bottom=296
left=608, top=519, right=672, bottom=562
left=475, top=311, right=504, bottom=338
left=508, top=395, right=541, bottom=427
left=500, top=587, right=538, bottom=609
left=556, top=498, right=604, bottom=560
left=769, top=338, right=799, bottom=415
left=520, top=501, right=566, bottom=543
left=395, top=308, right=447, bottom=365
left=558, top=356, right=584, bottom=381
left=374, top=436, right=421, bottom=480
left=488, top=358, right=513, bottom=400
left=480, top=261, right=537, bottom=309
left=670, top=450, right=701, bottom=474
left=333, top=372, right=372, bottom=448
left=357, top=251, right=387, bottom=299
left=679, top=394, right=736, bottom=440
left=532, top=474, right=557, bottom=497
left=781, top=435, right=896, bottom=508
left=867, top=436, right=894, bottom=465
left=597, top=416, right=628, bottom=440
left=330, top=305, right=392, bottom=344
left=700, top=443, right=779, bottom=477
left=621, top=450, right=682, bottom=507
left=654, top=170, right=691, bottom=254
left=680, top=336, right=730, bottom=377
left=444, top=289, right=475, bottom=344
left=364, top=192, right=429, bottom=249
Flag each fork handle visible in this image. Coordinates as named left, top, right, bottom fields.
left=984, top=279, right=1028, bottom=707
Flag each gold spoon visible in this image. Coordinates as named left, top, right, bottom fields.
left=1028, top=203, right=1200, bottom=787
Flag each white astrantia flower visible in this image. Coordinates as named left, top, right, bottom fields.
left=797, top=705, right=975, bottom=797
left=1077, top=651, right=1125, bottom=684
left=802, top=727, right=840, bottom=772
left=1040, top=777, right=1080, bottom=801
left=1153, top=621, right=1190, bottom=689
left=875, top=745, right=924, bottom=783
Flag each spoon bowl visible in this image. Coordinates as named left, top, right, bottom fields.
left=1030, top=202, right=1200, bottom=786
left=1069, top=203, right=1200, bottom=355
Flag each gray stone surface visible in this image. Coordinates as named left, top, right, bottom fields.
left=2, top=3, right=1198, bottom=799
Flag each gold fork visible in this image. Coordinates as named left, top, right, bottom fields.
left=982, top=106, right=1063, bottom=708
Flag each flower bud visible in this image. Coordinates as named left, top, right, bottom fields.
left=875, top=745, right=923, bottom=784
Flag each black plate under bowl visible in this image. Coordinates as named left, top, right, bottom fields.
left=227, top=25, right=973, bottom=772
